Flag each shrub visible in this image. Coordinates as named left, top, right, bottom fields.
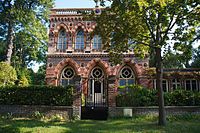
left=116, top=85, right=200, bottom=107
left=164, top=89, right=195, bottom=106
left=116, top=85, right=157, bottom=107
left=0, top=85, right=73, bottom=106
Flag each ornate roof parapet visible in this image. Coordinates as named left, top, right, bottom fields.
left=50, top=8, right=103, bottom=16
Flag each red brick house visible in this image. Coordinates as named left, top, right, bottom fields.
left=46, top=8, right=200, bottom=119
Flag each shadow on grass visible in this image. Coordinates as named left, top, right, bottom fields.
left=0, top=117, right=162, bottom=133
left=0, top=115, right=200, bottom=133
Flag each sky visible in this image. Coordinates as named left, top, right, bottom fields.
left=54, top=0, right=111, bottom=8
left=55, top=0, right=96, bottom=8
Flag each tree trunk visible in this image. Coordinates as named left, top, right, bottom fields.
left=156, top=47, right=166, bottom=126
left=5, top=21, right=14, bottom=65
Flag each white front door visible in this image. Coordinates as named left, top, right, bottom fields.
left=88, top=67, right=105, bottom=106
left=92, top=80, right=103, bottom=105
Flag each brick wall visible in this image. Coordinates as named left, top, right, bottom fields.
left=0, top=105, right=73, bottom=120
left=109, top=106, right=200, bottom=117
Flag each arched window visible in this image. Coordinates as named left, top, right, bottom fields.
left=60, top=67, right=75, bottom=86
left=119, top=66, right=135, bottom=86
left=75, top=30, right=84, bottom=49
left=93, top=35, right=102, bottom=50
left=57, top=29, right=67, bottom=50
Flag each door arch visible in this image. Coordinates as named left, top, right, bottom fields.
left=86, top=67, right=107, bottom=107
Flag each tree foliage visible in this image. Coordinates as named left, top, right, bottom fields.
left=0, top=0, right=53, bottom=66
left=0, top=62, right=17, bottom=86
left=93, top=0, right=200, bottom=125
left=191, top=46, right=200, bottom=68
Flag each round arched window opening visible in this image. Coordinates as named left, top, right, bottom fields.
left=62, top=67, right=75, bottom=79
left=60, top=67, right=75, bottom=86
left=92, top=67, right=104, bottom=79
left=119, top=66, right=135, bottom=86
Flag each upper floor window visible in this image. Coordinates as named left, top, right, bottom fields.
left=93, top=35, right=102, bottom=50
left=75, top=30, right=84, bottom=50
left=57, top=29, right=67, bottom=50
left=119, top=66, right=135, bottom=86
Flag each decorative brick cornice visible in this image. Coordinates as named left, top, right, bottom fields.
left=47, top=53, right=135, bottom=58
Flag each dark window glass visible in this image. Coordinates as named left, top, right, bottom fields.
left=192, top=80, right=197, bottom=91
left=173, top=84, right=176, bottom=90
left=94, top=81, right=101, bottom=93
left=162, top=80, right=167, bottom=92
left=186, top=80, right=191, bottom=91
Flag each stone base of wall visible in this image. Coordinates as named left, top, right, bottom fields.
left=0, top=105, right=73, bottom=120
left=1, top=105, right=200, bottom=119
left=109, top=106, right=200, bottom=117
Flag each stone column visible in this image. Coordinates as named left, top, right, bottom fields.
left=72, top=75, right=81, bottom=119
left=108, top=75, right=117, bottom=107
left=107, top=75, right=117, bottom=118
left=85, top=32, right=91, bottom=51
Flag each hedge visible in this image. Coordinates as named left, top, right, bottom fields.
left=0, top=86, right=73, bottom=106
left=116, top=85, right=200, bottom=107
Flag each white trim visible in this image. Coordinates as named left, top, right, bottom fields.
left=172, top=79, right=181, bottom=90
left=162, top=79, right=169, bottom=92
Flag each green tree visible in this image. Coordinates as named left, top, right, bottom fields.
left=93, top=0, right=200, bottom=125
left=12, top=31, right=47, bottom=68
left=15, top=67, right=32, bottom=86
left=30, top=64, right=46, bottom=85
left=162, top=49, right=192, bottom=68
left=0, top=0, right=53, bottom=65
left=191, top=46, right=200, bottom=68
left=0, top=62, right=17, bottom=86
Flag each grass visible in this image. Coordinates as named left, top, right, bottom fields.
left=0, top=114, right=200, bottom=133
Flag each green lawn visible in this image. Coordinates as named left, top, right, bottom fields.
left=0, top=114, right=200, bottom=133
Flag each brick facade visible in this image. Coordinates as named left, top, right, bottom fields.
left=46, top=8, right=150, bottom=110
left=46, top=8, right=200, bottom=113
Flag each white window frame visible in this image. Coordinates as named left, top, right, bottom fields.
left=172, top=79, right=181, bottom=90
left=119, top=66, right=135, bottom=86
left=152, top=79, right=169, bottom=92
left=162, top=79, right=169, bottom=92
left=60, top=67, right=75, bottom=86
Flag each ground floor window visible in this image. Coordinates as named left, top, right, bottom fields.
left=185, top=79, right=198, bottom=91
left=153, top=79, right=169, bottom=92
left=60, top=67, right=75, bottom=86
left=119, top=66, right=135, bottom=86
left=172, top=79, right=181, bottom=90
left=162, top=80, right=169, bottom=92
